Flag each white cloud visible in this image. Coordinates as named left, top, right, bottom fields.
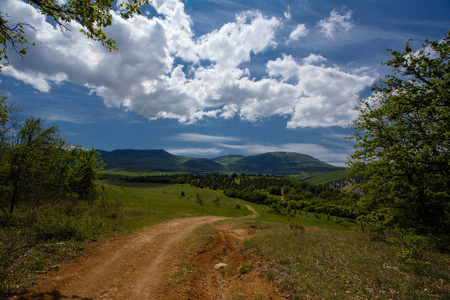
left=42, top=113, right=89, bottom=124
left=302, top=54, right=327, bottom=65
left=266, top=55, right=374, bottom=127
left=284, top=7, right=291, bottom=20
left=1, top=0, right=373, bottom=129
left=197, top=11, right=280, bottom=68
left=166, top=147, right=223, bottom=156
left=169, top=133, right=241, bottom=143
left=318, top=9, right=353, bottom=38
left=289, top=24, right=308, bottom=41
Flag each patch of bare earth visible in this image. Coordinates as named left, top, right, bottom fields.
left=163, top=224, right=286, bottom=300
left=14, top=216, right=226, bottom=300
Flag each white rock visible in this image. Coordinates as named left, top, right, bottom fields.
left=214, top=263, right=228, bottom=270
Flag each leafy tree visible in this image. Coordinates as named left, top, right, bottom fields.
left=3, top=117, right=66, bottom=214
left=347, top=32, right=450, bottom=236
left=0, top=0, right=150, bottom=69
left=65, top=146, right=105, bottom=204
left=0, top=101, right=104, bottom=215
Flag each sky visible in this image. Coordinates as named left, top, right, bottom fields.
left=0, top=0, right=449, bottom=167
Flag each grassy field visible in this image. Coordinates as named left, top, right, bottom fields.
left=100, top=180, right=252, bottom=230
left=1, top=181, right=448, bottom=299
left=243, top=225, right=449, bottom=299
left=100, top=180, right=355, bottom=231
left=90, top=181, right=450, bottom=299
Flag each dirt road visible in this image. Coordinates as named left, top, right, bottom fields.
left=19, top=216, right=226, bottom=300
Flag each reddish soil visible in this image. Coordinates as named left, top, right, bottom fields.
left=14, top=216, right=284, bottom=300
left=163, top=224, right=285, bottom=300
left=15, top=216, right=225, bottom=299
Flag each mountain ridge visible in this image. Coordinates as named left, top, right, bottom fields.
left=98, top=149, right=345, bottom=181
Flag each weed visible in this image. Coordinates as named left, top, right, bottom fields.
left=289, top=223, right=304, bottom=231
left=266, top=270, right=275, bottom=282
left=170, top=261, right=193, bottom=284
left=238, top=262, right=252, bottom=275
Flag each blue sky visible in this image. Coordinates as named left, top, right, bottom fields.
left=0, top=0, right=449, bottom=166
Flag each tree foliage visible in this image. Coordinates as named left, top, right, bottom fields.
left=0, top=0, right=150, bottom=69
left=347, top=32, right=450, bottom=236
left=0, top=95, right=104, bottom=216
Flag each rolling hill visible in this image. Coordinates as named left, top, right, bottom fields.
left=98, top=149, right=345, bottom=182
left=98, top=149, right=225, bottom=173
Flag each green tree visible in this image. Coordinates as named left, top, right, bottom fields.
left=3, top=117, right=66, bottom=214
left=0, top=105, right=104, bottom=215
left=347, top=32, right=450, bottom=236
left=0, top=0, right=150, bottom=69
left=65, top=146, right=105, bottom=204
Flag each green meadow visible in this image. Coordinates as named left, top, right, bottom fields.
left=100, top=180, right=354, bottom=232
left=1, top=181, right=449, bottom=299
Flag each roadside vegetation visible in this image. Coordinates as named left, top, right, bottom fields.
left=244, top=225, right=449, bottom=299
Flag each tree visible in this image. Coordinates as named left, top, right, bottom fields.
left=0, top=102, right=104, bottom=215
left=347, top=32, right=450, bottom=236
left=0, top=0, right=150, bottom=69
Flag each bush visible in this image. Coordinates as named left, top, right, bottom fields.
left=195, top=192, right=205, bottom=206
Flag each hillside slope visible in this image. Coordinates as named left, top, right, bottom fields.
left=98, top=149, right=345, bottom=180
left=98, top=149, right=225, bottom=173
left=220, top=152, right=342, bottom=175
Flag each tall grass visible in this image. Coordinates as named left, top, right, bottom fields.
left=0, top=197, right=123, bottom=298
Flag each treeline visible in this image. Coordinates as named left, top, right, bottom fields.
left=125, top=173, right=359, bottom=219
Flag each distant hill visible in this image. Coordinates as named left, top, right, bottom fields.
left=98, top=149, right=346, bottom=182
left=98, top=149, right=225, bottom=173
left=216, top=152, right=341, bottom=175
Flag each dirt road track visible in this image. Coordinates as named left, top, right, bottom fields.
left=18, top=216, right=226, bottom=300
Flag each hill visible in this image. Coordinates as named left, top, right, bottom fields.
left=98, top=149, right=225, bottom=173
left=98, top=149, right=345, bottom=181
left=216, top=152, right=342, bottom=176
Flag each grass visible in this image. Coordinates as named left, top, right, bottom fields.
left=100, top=180, right=252, bottom=231
left=0, top=199, right=122, bottom=298
left=304, top=169, right=347, bottom=185
left=2, top=180, right=448, bottom=299
left=243, top=224, right=450, bottom=299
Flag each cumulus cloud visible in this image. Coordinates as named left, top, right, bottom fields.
left=289, top=24, right=308, bottom=41
left=302, top=53, right=327, bottom=65
left=1, top=0, right=373, bottom=128
left=266, top=54, right=374, bottom=127
left=318, top=9, right=353, bottom=38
